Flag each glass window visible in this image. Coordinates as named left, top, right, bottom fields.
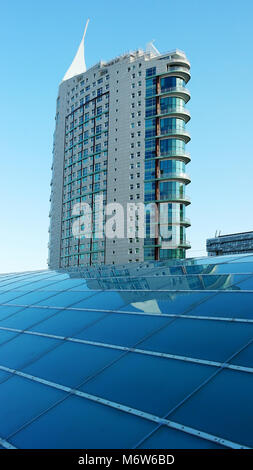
left=160, top=76, right=185, bottom=92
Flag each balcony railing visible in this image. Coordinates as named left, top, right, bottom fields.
left=156, top=193, right=191, bottom=204
left=159, top=149, right=190, bottom=158
left=158, top=86, right=191, bottom=96
left=159, top=128, right=190, bottom=139
left=158, top=106, right=190, bottom=117
left=167, top=66, right=191, bottom=73
left=157, top=172, right=191, bottom=182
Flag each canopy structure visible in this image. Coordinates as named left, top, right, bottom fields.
left=0, top=254, right=253, bottom=449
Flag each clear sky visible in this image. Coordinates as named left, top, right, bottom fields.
left=1, top=0, right=253, bottom=273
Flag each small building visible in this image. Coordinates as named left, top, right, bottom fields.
left=206, top=231, right=253, bottom=256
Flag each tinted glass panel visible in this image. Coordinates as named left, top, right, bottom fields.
left=82, top=353, right=216, bottom=416
left=28, top=309, right=106, bottom=337
left=11, top=395, right=156, bottom=449
left=138, top=426, right=226, bottom=449
left=171, top=369, right=253, bottom=447
left=138, top=318, right=253, bottom=362
left=0, top=334, right=60, bottom=369
left=73, top=313, right=170, bottom=347
left=23, top=342, right=122, bottom=388
left=0, top=375, right=65, bottom=437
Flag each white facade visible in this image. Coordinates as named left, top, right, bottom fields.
left=49, top=30, right=191, bottom=268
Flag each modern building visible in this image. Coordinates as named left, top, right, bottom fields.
left=207, top=231, right=253, bottom=256
left=48, top=22, right=191, bottom=269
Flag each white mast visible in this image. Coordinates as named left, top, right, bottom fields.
left=62, top=19, right=89, bottom=82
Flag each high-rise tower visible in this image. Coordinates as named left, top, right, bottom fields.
left=48, top=23, right=191, bottom=268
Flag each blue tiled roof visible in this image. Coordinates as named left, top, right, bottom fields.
left=0, top=254, right=253, bottom=449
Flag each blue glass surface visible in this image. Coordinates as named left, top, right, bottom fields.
left=34, top=290, right=97, bottom=308
left=0, top=274, right=65, bottom=292
left=119, top=291, right=213, bottom=315
left=0, top=305, right=25, bottom=321
left=73, top=291, right=127, bottom=310
left=0, top=370, right=12, bottom=383
left=73, top=312, right=170, bottom=347
left=0, top=330, right=19, bottom=345
left=138, top=426, right=226, bottom=449
left=11, top=395, right=156, bottom=449
left=82, top=353, right=216, bottom=416
left=0, top=375, right=65, bottom=437
left=0, top=307, right=61, bottom=330
left=138, top=318, right=253, bottom=362
left=171, top=369, right=253, bottom=447
left=0, top=333, right=61, bottom=369
left=23, top=341, right=122, bottom=388
left=0, top=254, right=252, bottom=449
left=229, top=342, right=253, bottom=368
left=190, top=292, right=253, bottom=318
left=28, top=308, right=106, bottom=337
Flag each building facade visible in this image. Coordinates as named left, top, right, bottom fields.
left=48, top=25, right=191, bottom=268
left=206, top=232, right=253, bottom=256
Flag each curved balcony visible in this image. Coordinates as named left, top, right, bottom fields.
left=156, top=171, right=191, bottom=185
left=178, top=240, right=191, bottom=249
left=158, top=217, right=191, bottom=227
left=146, top=217, right=191, bottom=229
left=156, top=194, right=191, bottom=206
left=181, top=217, right=191, bottom=227
left=158, top=150, right=191, bottom=164
left=158, top=128, right=191, bottom=144
left=165, top=64, right=191, bottom=83
left=167, top=57, right=191, bottom=68
left=157, top=239, right=191, bottom=250
left=158, top=106, right=191, bottom=123
left=158, top=86, right=191, bottom=103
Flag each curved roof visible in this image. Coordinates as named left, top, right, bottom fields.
left=0, top=254, right=253, bottom=449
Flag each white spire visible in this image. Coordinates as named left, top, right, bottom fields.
left=146, top=41, right=160, bottom=57
left=62, top=19, right=89, bottom=82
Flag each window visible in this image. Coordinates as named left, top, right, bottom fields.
left=146, top=67, right=156, bottom=77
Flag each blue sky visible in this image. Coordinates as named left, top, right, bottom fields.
left=0, top=0, right=253, bottom=272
